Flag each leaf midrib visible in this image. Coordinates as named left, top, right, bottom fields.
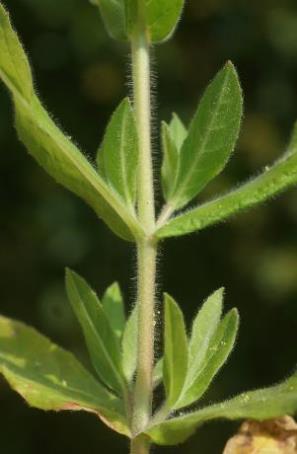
left=171, top=69, right=231, bottom=207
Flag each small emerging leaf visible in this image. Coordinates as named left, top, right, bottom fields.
left=102, top=282, right=126, bottom=339
left=122, top=306, right=138, bottom=383
left=97, top=99, right=138, bottom=209
left=161, top=114, right=187, bottom=201
left=182, top=289, right=224, bottom=400
left=147, top=372, right=297, bottom=446
left=177, top=308, right=239, bottom=409
left=163, top=294, right=188, bottom=408
left=0, top=315, right=129, bottom=436
left=168, top=62, right=243, bottom=210
left=66, top=270, right=126, bottom=395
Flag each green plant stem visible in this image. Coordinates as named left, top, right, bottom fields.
left=130, top=436, right=150, bottom=454
left=130, top=15, right=157, bottom=454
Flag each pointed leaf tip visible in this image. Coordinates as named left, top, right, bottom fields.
left=177, top=301, right=239, bottom=409
left=167, top=63, right=243, bottom=211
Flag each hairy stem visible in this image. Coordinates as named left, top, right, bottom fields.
left=130, top=10, right=157, bottom=453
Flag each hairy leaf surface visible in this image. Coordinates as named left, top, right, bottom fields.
left=0, top=315, right=129, bottom=436
left=97, top=99, right=138, bottom=209
left=0, top=4, right=141, bottom=242
left=147, top=373, right=297, bottom=445
left=180, top=289, right=223, bottom=401
left=168, top=62, right=242, bottom=210
left=156, top=138, right=297, bottom=239
left=177, top=308, right=239, bottom=409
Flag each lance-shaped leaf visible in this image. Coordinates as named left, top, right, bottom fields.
left=92, top=0, right=185, bottom=43
left=0, top=315, right=129, bottom=437
left=167, top=62, right=242, bottom=211
left=147, top=372, right=297, bottom=445
left=97, top=99, right=138, bottom=209
left=180, top=289, right=223, bottom=402
left=122, top=307, right=138, bottom=383
left=0, top=4, right=142, bottom=242
left=156, top=126, right=297, bottom=239
left=161, top=114, right=187, bottom=201
left=163, top=294, right=188, bottom=408
left=177, top=308, right=239, bottom=409
left=65, top=270, right=126, bottom=395
left=102, top=282, right=126, bottom=339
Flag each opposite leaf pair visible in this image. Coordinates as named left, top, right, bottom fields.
left=1, top=274, right=296, bottom=447
left=91, top=0, right=185, bottom=43
left=2, top=1, right=297, bottom=248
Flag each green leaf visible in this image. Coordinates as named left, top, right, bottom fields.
left=180, top=289, right=223, bottom=404
left=102, top=282, right=126, bottom=339
left=156, top=132, right=297, bottom=239
left=0, top=315, right=129, bottom=437
left=0, top=4, right=143, bottom=242
left=90, top=0, right=126, bottom=41
left=92, top=0, right=185, bottom=43
left=122, top=307, right=138, bottom=383
left=146, top=0, right=185, bottom=43
left=147, top=372, right=297, bottom=445
left=65, top=270, right=126, bottom=395
left=163, top=294, right=188, bottom=408
left=177, top=308, right=239, bottom=409
left=168, top=62, right=243, bottom=211
left=97, top=99, right=138, bottom=209
left=0, top=4, right=33, bottom=100
left=161, top=114, right=187, bottom=201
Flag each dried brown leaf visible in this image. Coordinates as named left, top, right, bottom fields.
left=223, top=417, right=297, bottom=453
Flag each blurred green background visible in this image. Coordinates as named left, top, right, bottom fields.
left=0, top=0, right=297, bottom=452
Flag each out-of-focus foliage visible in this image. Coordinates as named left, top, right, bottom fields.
left=0, top=0, right=297, bottom=452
